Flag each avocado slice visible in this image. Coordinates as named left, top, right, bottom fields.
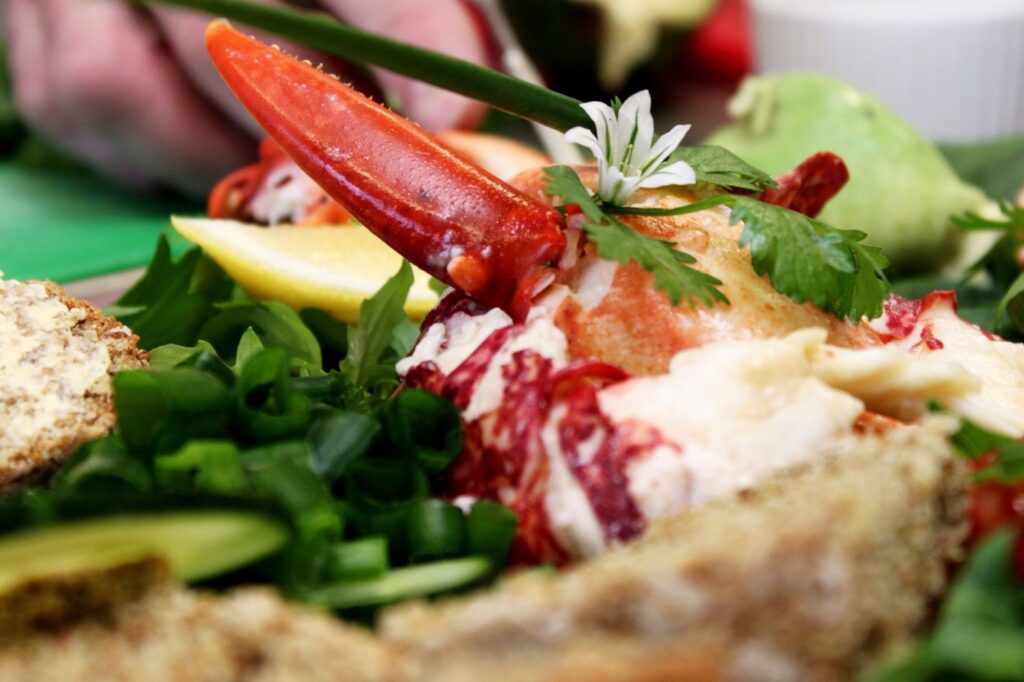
left=0, top=509, right=289, bottom=594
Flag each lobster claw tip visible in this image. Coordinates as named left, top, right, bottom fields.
left=206, top=23, right=567, bottom=314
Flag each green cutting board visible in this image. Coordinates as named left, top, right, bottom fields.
left=0, top=163, right=198, bottom=282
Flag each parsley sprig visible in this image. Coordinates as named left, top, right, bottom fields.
left=671, top=145, right=778, bottom=193
left=952, top=199, right=1024, bottom=232
left=544, top=166, right=728, bottom=309
left=729, top=197, right=890, bottom=320
left=545, top=165, right=890, bottom=320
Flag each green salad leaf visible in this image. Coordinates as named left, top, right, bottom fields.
left=0, top=239, right=516, bottom=610
left=341, top=260, right=415, bottom=391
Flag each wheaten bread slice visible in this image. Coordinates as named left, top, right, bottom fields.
left=0, top=280, right=147, bottom=489
left=381, top=421, right=968, bottom=682
left=0, top=558, right=408, bottom=682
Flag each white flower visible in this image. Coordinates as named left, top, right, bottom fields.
left=564, top=90, right=696, bottom=206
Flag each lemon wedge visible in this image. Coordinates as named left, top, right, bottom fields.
left=171, top=217, right=439, bottom=323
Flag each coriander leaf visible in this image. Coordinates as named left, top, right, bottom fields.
left=341, top=261, right=414, bottom=389
left=670, top=145, right=777, bottom=192
left=300, top=308, right=348, bottom=370
left=834, top=232, right=891, bottom=322
left=542, top=165, right=728, bottom=309
left=952, top=200, right=1024, bottom=232
left=730, top=197, right=889, bottom=320
left=542, top=165, right=605, bottom=222
left=586, top=217, right=728, bottom=309
left=946, top=418, right=1024, bottom=484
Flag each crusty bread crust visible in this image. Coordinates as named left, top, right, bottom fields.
left=0, top=281, right=147, bottom=489
left=0, top=422, right=967, bottom=681
left=0, top=559, right=407, bottom=682
left=382, top=421, right=968, bottom=682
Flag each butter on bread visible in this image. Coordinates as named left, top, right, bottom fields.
left=0, top=279, right=147, bottom=488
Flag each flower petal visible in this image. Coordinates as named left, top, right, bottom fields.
left=641, top=124, right=691, bottom=174
left=619, top=90, right=654, bottom=170
left=580, top=101, right=617, bottom=162
left=615, top=90, right=652, bottom=169
left=637, top=160, right=697, bottom=189
left=565, top=127, right=604, bottom=161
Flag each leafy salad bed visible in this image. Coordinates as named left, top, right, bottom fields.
left=1, top=237, right=516, bottom=612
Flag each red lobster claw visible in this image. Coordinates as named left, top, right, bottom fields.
left=206, top=21, right=566, bottom=317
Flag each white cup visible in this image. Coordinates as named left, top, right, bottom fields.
left=750, top=0, right=1024, bottom=142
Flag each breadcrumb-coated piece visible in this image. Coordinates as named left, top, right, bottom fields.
left=0, top=280, right=147, bottom=489
left=381, top=420, right=968, bottom=682
left=0, top=558, right=408, bottom=682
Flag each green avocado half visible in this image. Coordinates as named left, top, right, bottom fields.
left=707, top=73, right=987, bottom=272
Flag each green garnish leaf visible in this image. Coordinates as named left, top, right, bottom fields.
left=587, top=218, right=729, bottom=309
left=730, top=197, right=890, bottom=320
left=148, top=339, right=219, bottom=371
left=406, top=499, right=466, bottom=563
left=54, top=437, right=155, bottom=497
left=947, top=418, right=1024, bottom=484
left=974, top=443, right=1024, bottom=484
left=114, top=369, right=232, bottom=453
left=543, top=165, right=606, bottom=222
left=233, top=348, right=312, bottom=443
left=242, top=441, right=342, bottom=539
left=953, top=418, right=1015, bottom=459
left=381, top=389, right=463, bottom=475
left=200, top=301, right=322, bottom=371
left=671, top=145, right=778, bottom=192
left=307, top=411, right=380, bottom=485
left=466, top=500, right=518, bottom=567
left=341, top=260, right=415, bottom=390
left=543, top=165, right=728, bottom=309
left=321, top=537, right=390, bottom=581
left=952, top=199, right=1024, bottom=232
left=155, top=440, right=248, bottom=495
left=235, top=327, right=265, bottom=372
